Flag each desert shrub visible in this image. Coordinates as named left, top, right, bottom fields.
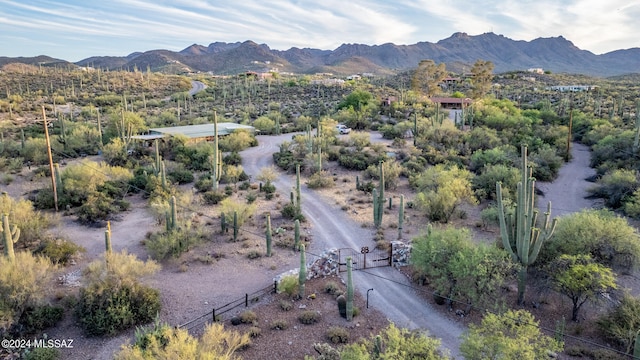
left=23, top=348, right=60, bottom=360
left=246, top=192, right=257, bottom=204
left=223, top=151, right=242, bottom=166
left=279, top=300, right=293, bottom=311
left=146, top=229, right=199, bottom=260
left=77, top=251, right=160, bottom=336
left=324, top=281, right=340, bottom=295
left=298, top=310, right=320, bottom=324
left=174, top=142, right=214, bottom=171
left=0, top=194, right=55, bottom=247
left=0, top=252, right=53, bottom=331
left=262, top=181, right=276, bottom=195
left=338, top=151, right=383, bottom=171
left=597, top=293, right=640, bottom=354
left=537, top=209, right=640, bottom=272
left=365, top=161, right=402, bottom=190
left=19, top=304, right=64, bottom=334
left=247, top=326, right=261, bottom=338
left=218, top=130, right=256, bottom=152
left=34, top=238, right=85, bottom=266
left=115, top=323, right=250, bottom=359
left=238, top=181, right=250, bottom=191
left=530, top=144, right=563, bottom=182
left=326, top=326, right=350, bottom=344
left=194, top=176, right=214, bottom=192
left=202, top=190, right=227, bottom=205
left=270, top=319, right=288, bottom=330
left=469, top=145, right=517, bottom=172
left=589, top=169, right=639, bottom=209
left=102, top=138, right=130, bottom=167
left=167, top=167, right=194, bottom=184
left=307, top=170, right=335, bottom=189
left=472, top=164, right=519, bottom=200
left=277, top=275, right=298, bottom=297
left=281, top=202, right=305, bottom=221
left=480, top=205, right=500, bottom=228
left=220, top=198, right=256, bottom=226
left=246, top=250, right=262, bottom=259
left=239, top=310, right=258, bottom=324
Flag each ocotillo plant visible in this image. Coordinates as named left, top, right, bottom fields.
left=265, top=213, right=272, bottom=257
left=496, top=144, right=557, bottom=305
left=298, top=243, right=306, bottom=299
left=1, top=213, right=20, bottom=261
left=212, top=112, right=222, bottom=190
left=346, top=256, right=354, bottom=321
left=105, top=221, right=112, bottom=254
left=294, top=219, right=300, bottom=251
left=398, top=194, right=405, bottom=239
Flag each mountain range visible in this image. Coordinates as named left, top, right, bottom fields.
left=2, top=32, right=639, bottom=77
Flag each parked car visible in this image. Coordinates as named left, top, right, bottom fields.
left=336, top=124, right=352, bottom=134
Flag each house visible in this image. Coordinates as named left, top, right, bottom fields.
left=547, top=85, right=597, bottom=92
left=132, top=123, right=255, bottom=145
left=429, top=97, right=472, bottom=110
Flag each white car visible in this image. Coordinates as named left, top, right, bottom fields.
left=336, top=124, right=351, bottom=134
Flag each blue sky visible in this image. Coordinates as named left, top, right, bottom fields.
left=1, top=0, right=639, bottom=62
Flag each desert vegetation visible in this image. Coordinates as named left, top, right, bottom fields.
left=0, top=60, right=639, bottom=359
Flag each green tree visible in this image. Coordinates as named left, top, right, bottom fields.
left=537, top=209, right=640, bottom=273
left=460, top=309, right=563, bottom=359
left=412, top=164, right=476, bottom=222
left=470, top=60, right=495, bottom=99
left=550, top=254, right=616, bottom=322
left=597, top=293, right=640, bottom=354
left=411, top=60, right=447, bottom=97
left=253, top=116, right=276, bottom=134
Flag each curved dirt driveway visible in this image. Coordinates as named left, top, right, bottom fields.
left=241, top=134, right=466, bottom=358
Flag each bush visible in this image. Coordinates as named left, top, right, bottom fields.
left=202, top=190, right=227, bottom=205
left=194, top=176, right=214, bottom=192
left=298, top=310, right=320, bottom=324
left=23, top=347, right=60, bottom=360
left=239, top=310, right=258, bottom=324
left=277, top=275, right=298, bottom=297
left=34, top=238, right=85, bottom=266
left=0, top=252, right=53, bottom=331
left=324, top=281, right=340, bottom=295
left=589, top=169, right=638, bottom=209
left=597, top=293, right=640, bottom=354
left=167, top=168, right=194, bottom=184
left=223, top=152, right=242, bottom=166
left=0, top=193, right=55, bottom=246
left=270, top=319, right=288, bottom=330
left=326, top=326, right=350, bottom=344
left=19, top=304, right=64, bottom=334
left=279, top=300, right=293, bottom=311
left=146, top=229, right=202, bottom=260
left=77, top=280, right=161, bottom=336
left=247, top=326, right=261, bottom=338
left=307, top=171, right=335, bottom=189
left=281, top=202, right=305, bottom=221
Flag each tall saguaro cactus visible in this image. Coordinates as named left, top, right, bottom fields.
left=294, top=219, right=300, bottom=251
left=295, top=164, right=302, bottom=211
left=166, top=196, right=177, bottom=232
left=346, top=256, right=354, bottom=321
left=496, top=145, right=558, bottom=305
left=398, top=194, right=405, bottom=239
left=298, top=243, right=306, bottom=299
left=265, top=213, right=272, bottom=257
left=1, top=213, right=20, bottom=261
left=373, top=161, right=385, bottom=228
left=105, top=221, right=112, bottom=254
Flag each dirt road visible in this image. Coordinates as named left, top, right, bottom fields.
left=242, top=134, right=465, bottom=358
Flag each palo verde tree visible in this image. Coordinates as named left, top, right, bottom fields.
left=497, top=144, right=557, bottom=305
left=550, top=254, right=616, bottom=322
left=470, top=59, right=495, bottom=99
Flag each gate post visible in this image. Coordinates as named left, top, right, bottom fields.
left=388, top=242, right=393, bottom=267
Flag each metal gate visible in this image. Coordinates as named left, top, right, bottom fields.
left=338, top=244, right=392, bottom=272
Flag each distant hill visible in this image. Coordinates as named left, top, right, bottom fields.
left=3, top=32, right=639, bottom=77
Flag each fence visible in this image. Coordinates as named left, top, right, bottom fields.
left=178, top=281, right=277, bottom=332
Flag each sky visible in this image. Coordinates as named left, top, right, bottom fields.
left=1, top=0, right=639, bottom=62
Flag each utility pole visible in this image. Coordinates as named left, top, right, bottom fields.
left=42, top=105, right=58, bottom=211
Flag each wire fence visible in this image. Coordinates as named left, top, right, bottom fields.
left=177, top=281, right=277, bottom=332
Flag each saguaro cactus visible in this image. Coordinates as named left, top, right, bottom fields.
left=265, top=213, right=272, bottom=257
left=373, top=161, right=385, bottom=228
left=346, top=256, right=354, bottom=321
left=496, top=145, right=558, bottom=305
left=166, top=196, right=177, bottom=232
left=1, top=213, right=20, bottom=261
left=298, top=243, right=306, bottom=299
left=233, top=211, right=238, bottom=242
left=294, top=219, right=300, bottom=251
left=105, top=221, right=112, bottom=254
